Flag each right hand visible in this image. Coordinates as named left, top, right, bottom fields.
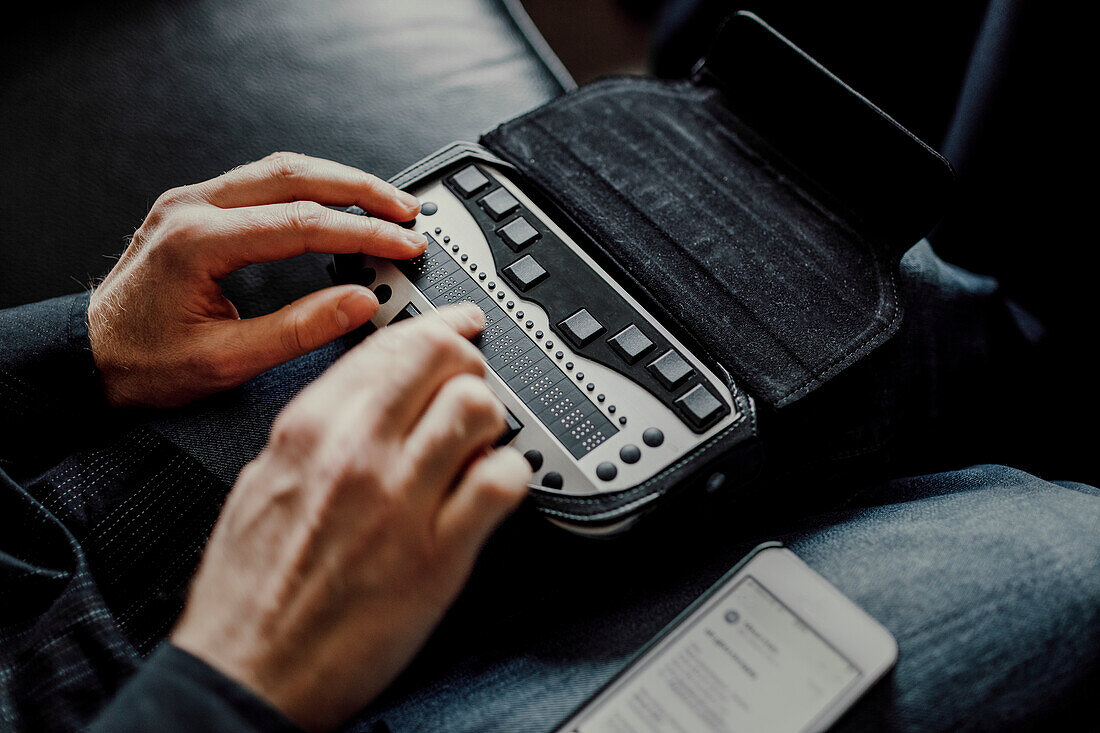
left=170, top=303, right=532, bottom=732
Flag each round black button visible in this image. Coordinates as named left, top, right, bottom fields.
left=596, top=462, right=618, bottom=481
left=620, top=444, right=641, bottom=464
left=443, top=235, right=451, bottom=243
left=421, top=201, right=438, bottom=215
left=542, top=472, right=564, bottom=490
left=642, top=428, right=664, bottom=447
left=434, top=227, right=442, bottom=235
left=374, top=283, right=392, bottom=304
left=523, top=450, right=544, bottom=471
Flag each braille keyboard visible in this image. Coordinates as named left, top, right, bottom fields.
left=334, top=161, right=741, bottom=500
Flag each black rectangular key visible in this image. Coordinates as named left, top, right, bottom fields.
left=451, top=165, right=490, bottom=197
left=607, top=324, right=654, bottom=364
left=502, top=255, right=548, bottom=291
left=497, top=216, right=540, bottom=251
left=674, top=384, right=724, bottom=429
left=647, top=349, right=694, bottom=390
left=479, top=188, right=520, bottom=220
left=559, top=309, right=605, bottom=348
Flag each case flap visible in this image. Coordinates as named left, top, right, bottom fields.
left=481, top=15, right=953, bottom=409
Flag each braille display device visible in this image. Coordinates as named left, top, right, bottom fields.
left=334, top=155, right=748, bottom=534
left=331, top=13, right=954, bottom=535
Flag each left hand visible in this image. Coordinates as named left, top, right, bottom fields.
left=88, top=151, right=426, bottom=408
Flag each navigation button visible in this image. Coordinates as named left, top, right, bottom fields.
left=675, top=385, right=724, bottom=429
left=523, top=450, right=544, bottom=471
left=502, top=255, right=548, bottom=291
left=559, top=309, right=605, bottom=348
left=647, top=350, right=694, bottom=390
left=596, top=462, right=618, bottom=481
left=480, top=188, right=520, bottom=220
left=619, top=444, right=641, bottom=464
left=498, top=216, right=540, bottom=251
left=541, top=472, right=564, bottom=490
left=642, top=428, right=664, bottom=447
left=451, top=166, right=489, bottom=197
left=608, top=324, right=654, bottom=364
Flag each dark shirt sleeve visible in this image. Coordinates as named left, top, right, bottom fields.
left=0, top=291, right=110, bottom=479
left=89, top=644, right=303, bottom=733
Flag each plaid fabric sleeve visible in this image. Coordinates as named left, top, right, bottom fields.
left=0, top=291, right=111, bottom=480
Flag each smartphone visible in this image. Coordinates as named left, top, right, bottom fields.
left=555, top=543, right=897, bottom=733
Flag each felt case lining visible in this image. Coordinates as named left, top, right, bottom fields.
left=482, top=77, right=903, bottom=409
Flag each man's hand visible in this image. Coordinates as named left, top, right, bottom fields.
left=89, top=152, right=427, bottom=407
left=171, top=303, right=532, bottom=731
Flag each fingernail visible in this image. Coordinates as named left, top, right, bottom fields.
left=404, top=230, right=428, bottom=252
left=337, top=289, right=376, bottom=331
left=395, top=189, right=420, bottom=211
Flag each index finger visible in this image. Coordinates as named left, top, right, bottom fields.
left=195, top=152, right=420, bottom=222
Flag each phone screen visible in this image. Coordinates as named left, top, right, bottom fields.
left=564, top=575, right=863, bottom=732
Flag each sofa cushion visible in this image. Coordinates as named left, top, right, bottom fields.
left=0, top=0, right=568, bottom=309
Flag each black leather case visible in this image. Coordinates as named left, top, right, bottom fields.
left=344, top=12, right=955, bottom=530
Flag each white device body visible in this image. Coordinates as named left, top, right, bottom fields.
left=555, top=545, right=898, bottom=733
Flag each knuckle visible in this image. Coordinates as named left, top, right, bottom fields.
left=152, top=184, right=193, bottom=211
left=263, top=151, right=308, bottom=181
left=283, top=199, right=330, bottom=235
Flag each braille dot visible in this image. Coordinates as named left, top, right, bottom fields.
left=619, top=416, right=627, bottom=425
left=566, top=362, right=574, bottom=370
left=586, top=383, right=595, bottom=391
left=443, top=235, right=451, bottom=244
left=535, top=330, right=544, bottom=339
left=555, top=351, right=564, bottom=360
left=576, top=372, right=584, bottom=380
left=608, top=405, right=616, bottom=413
left=597, top=394, right=605, bottom=402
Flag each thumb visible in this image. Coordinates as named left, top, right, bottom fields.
left=226, top=284, right=378, bottom=378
